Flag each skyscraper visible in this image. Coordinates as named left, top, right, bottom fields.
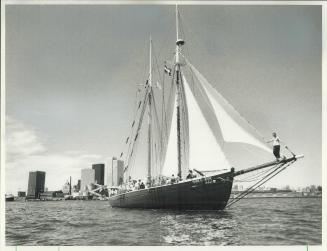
left=104, top=157, right=114, bottom=186
left=80, top=169, right=95, bottom=192
left=112, top=158, right=124, bottom=186
left=104, top=157, right=124, bottom=187
left=27, top=171, right=46, bottom=199
left=92, top=163, right=105, bottom=185
left=76, top=179, right=81, bottom=192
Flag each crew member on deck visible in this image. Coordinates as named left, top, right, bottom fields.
left=186, top=170, right=194, bottom=179
left=267, top=132, right=284, bottom=161
left=171, top=174, right=176, bottom=184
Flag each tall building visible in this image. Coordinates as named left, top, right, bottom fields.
left=112, top=158, right=124, bottom=186
left=76, top=179, right=81, bottom=192
left=104, top=157, right=113, bottom=186
left=104, top=157, right=124, bottom=187
left=80, top=169, right=95, bottom=192
left=92, top=163, right=105, bottom=185
left=27, top=171, right=46, bottom=199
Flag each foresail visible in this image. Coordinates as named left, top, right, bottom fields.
left=183, top=76, right=231, bottom=172
left=187, top=61, right=271, bottom=153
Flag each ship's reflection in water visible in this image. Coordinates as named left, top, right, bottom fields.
left=6, top=198, right=321, bottom=246
left=160, top=210, right=239, bottom=245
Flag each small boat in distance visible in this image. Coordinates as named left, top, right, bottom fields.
left=5, top=194, right=15, bottom=202
left=108, top=6, right=303, bottom=210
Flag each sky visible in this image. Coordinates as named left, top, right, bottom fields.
left=4, top=4, right=322, bottom=194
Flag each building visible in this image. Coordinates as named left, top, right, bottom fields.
left=77, top=179, right=81, bottom=191
left=62, top=181, right=71, bottom=194
left=112, top=158, right=124, bottom=186
left=80, top=169, right=95, bottom=192
left=104, top=157, right=113, bottom=186
left=27, top=171, right=46, bottom=199
left=17, top=191, right=26, bottom=197
left=104, top=157, right=124, bottom=187
left=73, top=179, right=81, bottom=192
left=92, top=163, right=105, bottom=185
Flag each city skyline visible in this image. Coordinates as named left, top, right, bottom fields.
left=14, top=166, right=323, bottom=196
left=5, top=5, right=322, bottom=194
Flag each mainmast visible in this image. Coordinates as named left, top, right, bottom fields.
left=175, top=5, right=185, bottom=179
left=147, top=36, right=152, bottom=186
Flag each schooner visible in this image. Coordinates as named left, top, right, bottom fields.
left=108, top=7, right=303, bottom=210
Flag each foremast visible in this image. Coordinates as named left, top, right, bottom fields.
left=175, top=5, right=185, bottom=179
left=147, top=36, right=153, bottom=186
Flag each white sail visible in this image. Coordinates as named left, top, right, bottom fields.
left=183, top=76, right=231, bottom=172
left=161, top=94, right=178, bottom=177
left=187, top=61, right=271, bottom=153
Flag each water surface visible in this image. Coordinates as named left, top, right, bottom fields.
left=6, top=198, right=322, bottom=245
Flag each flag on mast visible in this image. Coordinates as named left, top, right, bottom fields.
left=164, top=65, right=172, bottom=76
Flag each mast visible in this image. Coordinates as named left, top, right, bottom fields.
left=175, top=5, right=185, bottom=179
left=147, top=36, right=152, bottom=186
left=69, top=176, right=72, bottom=195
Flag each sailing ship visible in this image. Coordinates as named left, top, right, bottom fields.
left=108, top=7, right=303, bottom=210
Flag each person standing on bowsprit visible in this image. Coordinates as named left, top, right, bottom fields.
left=267, top=132, right=285, bottom=161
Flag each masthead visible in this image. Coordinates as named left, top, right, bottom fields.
left=175, top=5, right=185, bottom=65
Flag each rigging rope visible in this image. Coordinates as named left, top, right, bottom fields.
left=234, top=164, right=280, bottom=182
left=125, top=86, right=150, bottom=177
left=226, top=160, right=296, bottom=208
left=151, top=92, right=163, bottom=172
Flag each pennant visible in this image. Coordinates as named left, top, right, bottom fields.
left=164, top=65, right=172, bottom=76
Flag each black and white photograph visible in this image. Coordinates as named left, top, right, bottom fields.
left=1, top=0, right=325, bottom=249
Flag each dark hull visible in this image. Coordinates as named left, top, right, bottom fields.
left=6, top=196, right=15, bottom=202
left=109, top=171, right=234, bottom=210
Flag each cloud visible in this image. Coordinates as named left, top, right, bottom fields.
left=6, top=117, right=46, bottom=161
left=5, top=116, right=103, bottom=194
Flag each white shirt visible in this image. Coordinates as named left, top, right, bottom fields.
left=272, top=137, right=280, bottom=146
